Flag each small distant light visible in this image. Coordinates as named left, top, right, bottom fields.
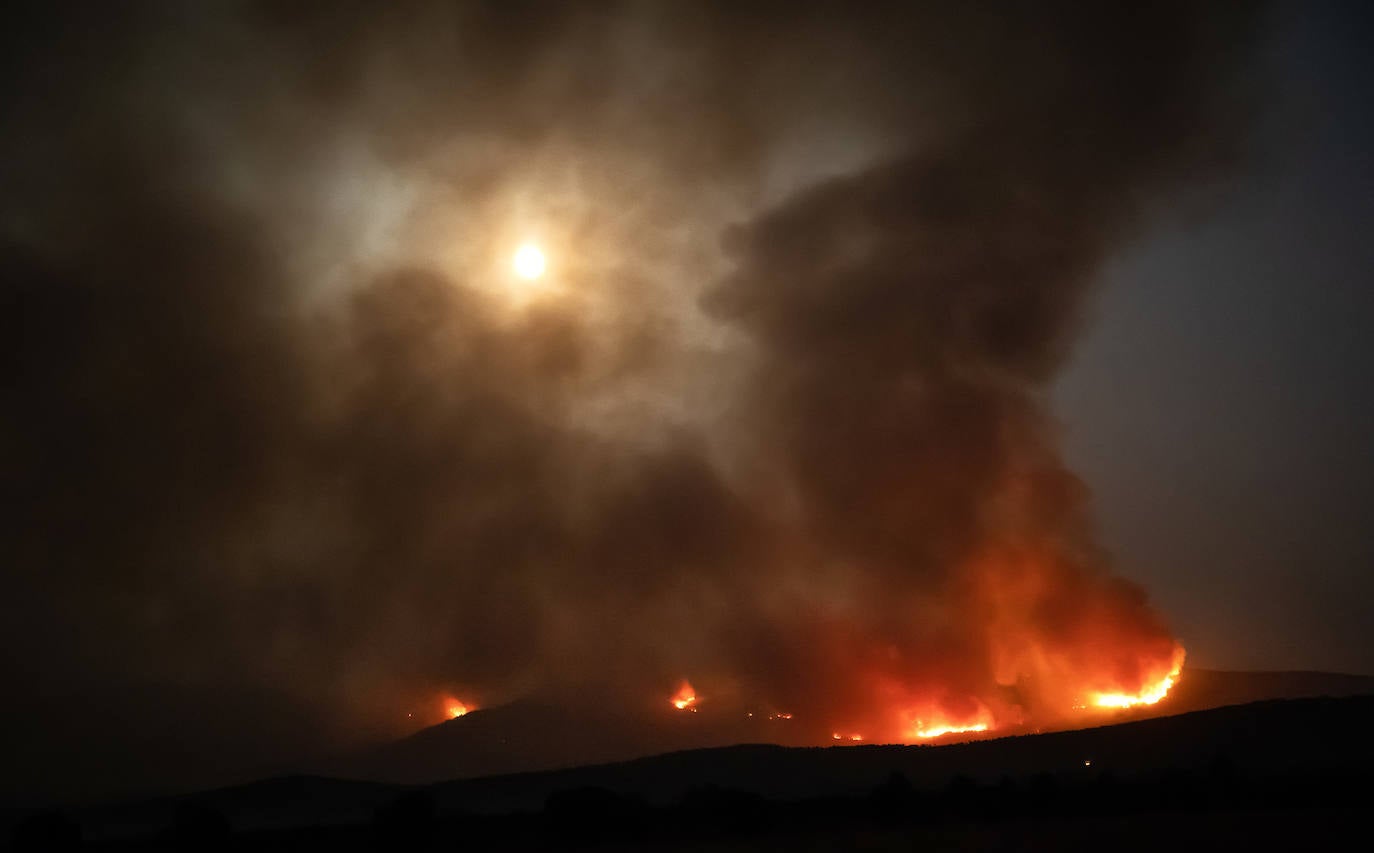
left=1084, top=760, right=1092, bottom=767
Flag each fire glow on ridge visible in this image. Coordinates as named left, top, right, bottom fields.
left=670, top=680, right=698, bottom=711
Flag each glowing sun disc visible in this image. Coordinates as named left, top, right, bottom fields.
left=513, top=243, right=546, bottom=280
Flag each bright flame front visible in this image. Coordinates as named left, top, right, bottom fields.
left=1091, top=653, right=1185, bottom=709
left=670, top=680, right=698, bottom=711
left=910, top=721, right=990, bottom=740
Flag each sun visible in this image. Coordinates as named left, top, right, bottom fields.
left=513, top=242, right=546, bottom=280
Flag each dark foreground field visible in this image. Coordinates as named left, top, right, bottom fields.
left=7, top=693, right=1373, bottom=850
left=35, top=791, right=1363, bottom=851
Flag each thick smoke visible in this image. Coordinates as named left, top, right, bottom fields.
left=0, top=1, right=1257, bottom=798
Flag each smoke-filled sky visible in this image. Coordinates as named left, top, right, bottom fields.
left=2, top=0, right=1370, bottom=803
left=1057, top=0, right=1374, bottom=677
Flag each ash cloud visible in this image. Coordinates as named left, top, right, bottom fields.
left=0, top=1, right=1259, bottom=799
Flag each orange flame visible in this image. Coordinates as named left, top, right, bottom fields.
left=443, top=697, right=471, bottom=719
left=670, top=680, right=698, bottom=711
left=1091, top=650, right=1185, bottom=709
left=905, top=701, right=996, bottom=741
left=910, top=721, right=989, bottom=739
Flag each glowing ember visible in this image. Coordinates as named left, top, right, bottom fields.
left=670, top=680, right=698, bottom=711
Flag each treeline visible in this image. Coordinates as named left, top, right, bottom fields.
left=12, top=758, right=1372, bottom=851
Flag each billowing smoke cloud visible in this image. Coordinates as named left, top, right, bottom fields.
left=0, top=1, right=1258, bottom=798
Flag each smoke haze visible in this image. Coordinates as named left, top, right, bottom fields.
left=0, top=1, right=1259, bottom=800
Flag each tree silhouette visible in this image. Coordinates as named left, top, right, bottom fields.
left=544, top=786, right=648, bottom=842
left=372, top=789, right=437, bottom=849
left=10, top=810, right=81, bottom=851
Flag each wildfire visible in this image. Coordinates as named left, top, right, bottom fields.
left=905, top=701, right=996, bottom=741
left=1092, top=670, right=1181, bottom=708
left=1090, top=649, right=1185, bottom=709
left=831, top=732, right=864, bottom=741
left=910, top=721, right=990, bottom=740
left=443, top=697, right=471, bottom=719
left=670, top=680, right=698, bottom=711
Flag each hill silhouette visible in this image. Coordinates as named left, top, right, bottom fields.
left=1162, top=667, right=1374, bottom=712
left=419, top=693, right=1374, bottom=814
left=17, top=690, right=1371, bottom=846
left=332, top=667, right=1374, bottom=785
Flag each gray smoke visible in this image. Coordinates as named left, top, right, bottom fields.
left=0, top=1, right=1259, bottom=800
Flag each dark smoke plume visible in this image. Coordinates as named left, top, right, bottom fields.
left=0, top=1, right=1258, bottom=800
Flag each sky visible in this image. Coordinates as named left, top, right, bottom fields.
left=1, top=0, right=1370, bottom=804
left=1056, top=0, right=1374, bottom=675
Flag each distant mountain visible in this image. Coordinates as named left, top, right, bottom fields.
left=6, top=668, right=1368, bottom=831
left=326, top=699, right=827, bottom=785
left=331, top=669, right=1374, bottom=785
left=422, top=694, right=1374, bottom=814
left=1155, top=668, right=1374, bottom=714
